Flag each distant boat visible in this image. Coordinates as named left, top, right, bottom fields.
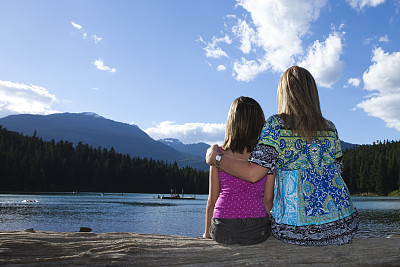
left=159, top=195, right=195, bottom=200
left=155, top=188, right=195, bottom=200
left=22, top=200, right=39, bottom=203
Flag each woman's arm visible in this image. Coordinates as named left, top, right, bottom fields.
left=263, top=173, right=275, bottom=217
left=204, top=165, right=220, bottom=239
left=205, top=146, right=269, bottom=183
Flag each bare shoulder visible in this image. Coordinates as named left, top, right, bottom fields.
left=222, top=148, right=251, bottom=160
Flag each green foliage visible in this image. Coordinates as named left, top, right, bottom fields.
left=388, top=190, right=400, bottom=197
left=342, top=140, right=400, bottom=196
left=0, top=126, right=208, bottom=194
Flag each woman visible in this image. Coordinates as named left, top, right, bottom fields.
left=203, top=96, right=274, bottom=245
left=206, top=66, right=358, bottom=246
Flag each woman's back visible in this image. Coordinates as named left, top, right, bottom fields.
left=253, top=114, right=358, bottom=245
left=271, top=114, right=342, bottom=171
left=214, top=171, right=267, bottom=219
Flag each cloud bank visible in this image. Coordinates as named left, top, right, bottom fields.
left=0, top=80, right=57, bottom=118
left=200, top=0, right=345, bottom=87
left=357, top=47, right=400, bottom=131
left=145, top=121, right=226, bottom=145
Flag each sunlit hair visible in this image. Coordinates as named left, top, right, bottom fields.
left=222, top=96, right=265, bottom=153
left=277, top=66, right=328, bottom=140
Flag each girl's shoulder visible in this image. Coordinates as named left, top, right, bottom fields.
left=220, top=147, right=251, bottom=160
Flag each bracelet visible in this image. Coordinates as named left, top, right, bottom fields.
left=215, top=153, right=222, bottom=169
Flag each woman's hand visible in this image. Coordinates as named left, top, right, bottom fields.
left=205, top=145, right=219, bottom=166
left=203, top=232, right=211, bottom=239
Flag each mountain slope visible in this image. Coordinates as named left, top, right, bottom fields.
left=160, top=138, right=358, bottom=158
left=158, top=138, right=210, bottom=158
left=0, top=113, right=208, bottom=170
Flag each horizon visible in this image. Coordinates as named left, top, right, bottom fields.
left=0, top=111, right=380, bottom=146
left=0, top=0, right=399, bottom=145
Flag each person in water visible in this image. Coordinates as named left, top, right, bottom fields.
left=206, top=66, right=358, bottom=246
left=203, top=96, right=274, bottom=245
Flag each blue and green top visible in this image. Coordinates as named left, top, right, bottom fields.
left=249, top=114, right=358, bottom=246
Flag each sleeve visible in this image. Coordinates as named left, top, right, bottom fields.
left=332, top=121, right=344, bottom=174
left=249, top=115, right=280, bottom=173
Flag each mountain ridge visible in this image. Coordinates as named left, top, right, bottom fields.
left=0, top=113, right=208, bottom=170
left=0, top=112, right=359, bottom=171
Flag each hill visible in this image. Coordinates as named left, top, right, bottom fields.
left=0, top=113, right=208, bottom=170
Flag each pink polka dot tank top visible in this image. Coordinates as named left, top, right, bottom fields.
left=213, top=171, right=268, bottom=219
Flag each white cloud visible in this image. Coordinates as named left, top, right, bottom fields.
left=201, top=0, right=348, bottom=83
left=232, top=19, right=256, bottom=54
left=217, top=65, right=227, bottom=71
left=236, top=0, right=327, bottom=73
left=345, top=78, right=361, bottom=88
left=201, top=35, right=232, bottom=59
left=357, top=47, right=400, bottom=131
left=92, top=59, right=116, bottom=73
left=71, top=21, right=102, bottom=44
left=233, top=57, right=268, bottom=82
left=145, top=121, right=226, bottom=145
left=346, top=0, right=386, bottom=11
left=0, top=80, right=57, bottom=117
left=379, top=34, right=389, bottom=42
left=92, top=35, right=102, bottom=44
left=71, top=21, right=82, bottom=30
left=298, top=31, right=344, bottom=88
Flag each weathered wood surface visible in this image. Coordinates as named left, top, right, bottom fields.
left=0, top=230, right=399, bottom=266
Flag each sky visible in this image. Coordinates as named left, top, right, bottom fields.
left=0, top=0, right=399, bottom=146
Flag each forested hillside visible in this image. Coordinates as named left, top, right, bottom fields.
left=342, top=140, right=400, bottom=196
left=1, top=126, right=399, bottom=195
left=0, top=127, right=208, bottom=194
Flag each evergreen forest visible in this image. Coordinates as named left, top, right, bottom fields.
left=1, top=126, right=399, bottom=196
left=341, top=140, right=400, bottom=196
left=0, top=127, right=208, bottom=194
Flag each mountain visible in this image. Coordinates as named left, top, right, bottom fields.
left=160, top=138, right=358, bottom=158
left=340, top=140, right=358, bottom=151
left=0, top=113, right=208, bottom=170
left=158, top=138, right=210, bottom=158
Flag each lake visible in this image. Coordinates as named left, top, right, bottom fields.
left=0, top=193, right=399, bottom=238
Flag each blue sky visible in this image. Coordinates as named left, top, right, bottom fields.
left=0, top=0, right=399, bottom=145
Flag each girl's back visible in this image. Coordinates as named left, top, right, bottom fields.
left=214, top=170, right=267, bottom=219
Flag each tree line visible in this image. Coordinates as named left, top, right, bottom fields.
left=1, top=126, right=399, bottom=195
left=0, top=126, right=208, bottom=194
left=341, top=140, right=400, bottom=196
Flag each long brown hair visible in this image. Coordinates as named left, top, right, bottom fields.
left=277, top=66, right=328, bottom=140
left=222, top=96, right=265, bottom=153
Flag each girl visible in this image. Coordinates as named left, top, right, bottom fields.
left=203, top=96, right=274, bottom=245
left=206, top=67, right=358, bottom=246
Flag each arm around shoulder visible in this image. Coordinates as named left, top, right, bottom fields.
left=218, top=154, right=269, bottom=183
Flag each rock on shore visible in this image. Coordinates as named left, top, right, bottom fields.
left=0, top=230, right=399, bottom=266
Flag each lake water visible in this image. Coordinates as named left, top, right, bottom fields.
left=0, top=193, right=399, bottom=238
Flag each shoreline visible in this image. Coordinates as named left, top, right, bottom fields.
left=0, top=230, right=399, bottom=266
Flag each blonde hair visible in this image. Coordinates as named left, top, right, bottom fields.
left=277, top=66, right=328, bottom=140
left=222, top=96, right=265, bottom=153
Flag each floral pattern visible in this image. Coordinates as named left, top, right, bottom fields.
left=249, top=115, right=358, bottom=246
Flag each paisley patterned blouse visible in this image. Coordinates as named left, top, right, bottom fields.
left=249, top=115, right=359, bottom=246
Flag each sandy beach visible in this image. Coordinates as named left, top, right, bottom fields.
left=0, top=229, right=399, bottom=266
